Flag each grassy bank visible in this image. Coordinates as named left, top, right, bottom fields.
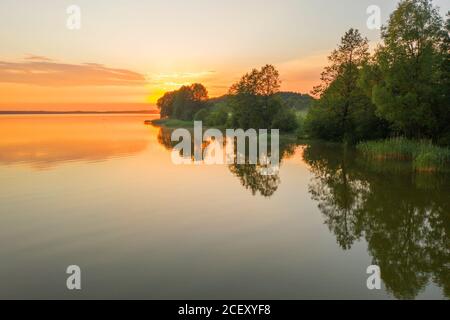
left=150, top=118, right=229, bottom=130
left=357, top=138, right=450, bottom=172
left=151, top=118, right=299, bottom=139
left=150, top=118, right=195, bottom=128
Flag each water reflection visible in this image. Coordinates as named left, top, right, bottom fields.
left=0, top=115, right=151, bottom=169
left=157, top=124, right=449, bottom=298
left=1, top=116, right=447, bottom=299
left=229, top=164, right=280, bottom=197
left=228, top=140, right=297, bottom=196
left=155, top=126, right=298, bottom=197
left=302, top=143, right=450, bottom=299
left=157, top=126, right=175, bottom=151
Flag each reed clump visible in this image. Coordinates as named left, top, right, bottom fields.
left=357, top=138, right=450, bottom=172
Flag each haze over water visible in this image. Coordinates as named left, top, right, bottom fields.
left=0, top=115, right=448, bottom=299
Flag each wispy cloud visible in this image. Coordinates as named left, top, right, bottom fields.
left=147, top=71, right=215, bottom=86
left=24, top=54, right=55, bottom=62
left=0, top=59, right=146, bottom=86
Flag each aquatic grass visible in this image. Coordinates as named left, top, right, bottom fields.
left=357, top=137, right=416, bottom=160
left=413, top=146, right=450, bottom=172
left=357, top=138, right=450, bottom=173
left=150, top=118, right=194, bottom=128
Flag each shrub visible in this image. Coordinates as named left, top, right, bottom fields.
left=194, top=108, right=210, bottom=122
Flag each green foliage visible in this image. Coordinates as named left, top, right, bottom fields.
left=157, top=83, right=209, bottom=121
left=151, top=118, right=194, bottom=128
left=369, top=0, right=449, bottom=141
left=156, top=1, right=449, bottom=145
left=156, top=91, right=175, bottom=118
left=413, top=149, right=450, bottom=172
left=229, top=64, right=281, bottom=96
left=357, top=137, right=450, bottom=172
left=194, top=108, right=209, bottom=122
left=307, top=1, right=449, bottom=145
left=273, top=92, right=314, bottom=112
left=229, top=64, right=282, bottom=130
left=205, top=107, right=229, bottom=127
left=357, top=137, right=420, bottom=160
left=305, top=99, right=343, bottom=141
left=227, top=65, right=297, bottom=132
left=230, top=94, right=279, bottom=130
left=271, top=105, right=299, bottom=133
left=305, top=28, right=387, bottom=143
left=437, top=13, right=450, bottom=145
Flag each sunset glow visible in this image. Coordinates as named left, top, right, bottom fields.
left=1, top=0, right=449, bottom=302
left=1, top=0, right=448, bottom=111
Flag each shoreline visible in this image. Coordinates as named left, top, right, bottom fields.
left=149, top=118, right=303, bottom=143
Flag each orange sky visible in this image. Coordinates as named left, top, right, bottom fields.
left=0, top=54, right=328, bottom=111
left=2, top=0, right=447, bottom=111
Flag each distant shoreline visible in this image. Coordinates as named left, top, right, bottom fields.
left=0, top=110, right=160, bottom=115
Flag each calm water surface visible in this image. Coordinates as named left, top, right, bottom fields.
left=0, top=115, right=448, bottom=299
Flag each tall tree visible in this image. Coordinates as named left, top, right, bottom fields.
left=307, top=29, right=385, bottom=142
left=230, top=64, right=281, bottom=96
left=229, top=64, right=296, bottom=131
left=312, top=28, right=370, bottom=97
left=435, top=12, right=450, bottom=145
left=371, top=0, right=448, bottom=140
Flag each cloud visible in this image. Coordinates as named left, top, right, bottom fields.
left=24, top=55, right=54, bottom=62
left=0, top=60, right=146, bottom=86
left=147, top=71, right=216, bottom=85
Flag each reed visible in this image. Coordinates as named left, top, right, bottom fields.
left=357, top=138, right=450, bottom=172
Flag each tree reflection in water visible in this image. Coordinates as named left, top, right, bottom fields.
left=155, top=126, right=296, bottom=197
left=228, top=139, right=296, bottom=197
left=157, top=126, right=176, bottom=151
left=155, top=127, right=448, bottom=299
left=303, top=143, right=449, bottom=299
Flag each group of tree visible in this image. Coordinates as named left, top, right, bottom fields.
left=157, top=83, right=209, bottom=121
left=305, top=0, right=450, bottom=145
left=274, top=92, right=314, bottom=112
left=227, top=64, right=299, bottom=132
left=157, top=65, right=310, bottom=133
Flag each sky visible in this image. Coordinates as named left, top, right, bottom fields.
left=0, top=0, right=448, bottom=111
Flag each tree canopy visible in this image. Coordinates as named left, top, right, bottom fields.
left=156, top=0, right=449, bottom=144
left=369, top=0, right=449, bottom=142
left=306, top=29, right=387, bottom=142
left=228, top=64, right=298, bottom=132
left=157, top=83, right=209, bottom=121
left=306, top=0, right=449, bottom=145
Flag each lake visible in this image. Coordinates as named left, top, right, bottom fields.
left=0, top=114, right=448, bottom=299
